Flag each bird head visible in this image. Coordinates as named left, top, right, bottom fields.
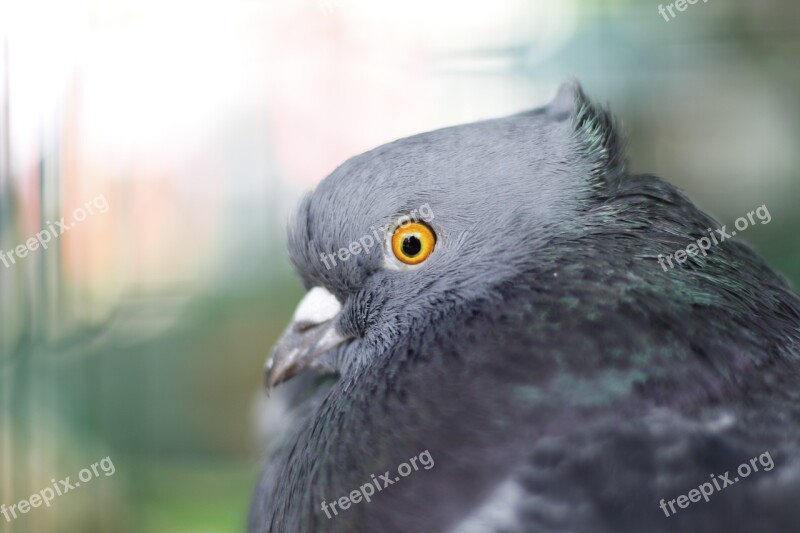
left=265, top=81, right=625, bottom=388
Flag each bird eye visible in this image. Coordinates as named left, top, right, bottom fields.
left=391, top=222, right=436, bottom=265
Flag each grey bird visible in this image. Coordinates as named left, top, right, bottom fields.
left=249, top=82, right=800, bottom=533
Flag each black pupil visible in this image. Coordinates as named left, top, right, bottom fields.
left=402, top=235, right=422, bottom=257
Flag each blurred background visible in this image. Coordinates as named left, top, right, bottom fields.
left=0, top=0, right=798, bottom=531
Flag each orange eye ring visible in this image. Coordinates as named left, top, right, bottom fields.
left=391, top=222, right=436, bottom=265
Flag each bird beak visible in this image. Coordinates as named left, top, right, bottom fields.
left=265, top=287, right=351, bottom=388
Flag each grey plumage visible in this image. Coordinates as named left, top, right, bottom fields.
left=249, top=82, right=800, bottom=533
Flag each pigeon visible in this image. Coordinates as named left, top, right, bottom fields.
left=248, top=81, right=800, bottom=533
